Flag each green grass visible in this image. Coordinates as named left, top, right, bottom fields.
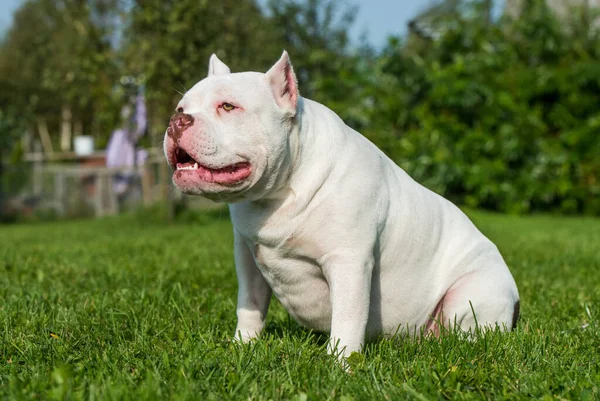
left=1, top=207, right=599, bottom=400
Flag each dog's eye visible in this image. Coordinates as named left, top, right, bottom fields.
left=221, top=103, right=236, bottom=112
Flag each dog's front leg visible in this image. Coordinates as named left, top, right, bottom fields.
left=233, top=230, right=272, bottom=342
left=323, top=252, right=374, bottom=359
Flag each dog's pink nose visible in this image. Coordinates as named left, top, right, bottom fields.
left=167, top=112, right=194, bottom=140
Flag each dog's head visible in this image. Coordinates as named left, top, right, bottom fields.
left=164, top=51, right=300, bottom=202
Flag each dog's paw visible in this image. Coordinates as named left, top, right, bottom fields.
left=232, top=328, right=260, bottom=343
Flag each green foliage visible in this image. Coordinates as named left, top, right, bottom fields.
left=0, top=80, right=31, bottom=219
left=0, top=0, right=359, bottom=147
left=0, top=84, right=27, bottom=153
left=0, top=210, right=599, bottom=399
left=355, top=0, right=600, bottom=214
left=0, top=0, right=121, bottom=141
left=266, top=0, right=357, bottom=100
left=1, top=0, right=599, bottom=214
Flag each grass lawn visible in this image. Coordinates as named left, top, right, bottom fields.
left=1, top=207, right=599, bottom=400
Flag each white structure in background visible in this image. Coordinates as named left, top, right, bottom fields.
left=73, top=136, right=94, bottom=156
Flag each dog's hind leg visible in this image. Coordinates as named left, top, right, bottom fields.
left=434, top=260, right=519, bottom=335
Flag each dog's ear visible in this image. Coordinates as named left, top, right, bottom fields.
left=265, top=50, right=299, bottom=115
left=208, top=54, right=231, bottom=77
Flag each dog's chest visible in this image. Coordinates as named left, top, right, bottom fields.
left=247, top=237, right=332, bottom=332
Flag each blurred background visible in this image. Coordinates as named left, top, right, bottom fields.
left=0, top=0, right=599, bottom=222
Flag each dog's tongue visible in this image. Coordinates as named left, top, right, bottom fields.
left=210, top=163, right=252, bottom=184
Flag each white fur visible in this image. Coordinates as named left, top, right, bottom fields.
left=208, top=54, right=231, bottom=76
left=164, top=52, right=520, bottom=359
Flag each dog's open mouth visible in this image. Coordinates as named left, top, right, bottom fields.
left=172, top=147, right=251, bottom=186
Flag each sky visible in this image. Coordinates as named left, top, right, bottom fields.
left=0, top=0, right=506, bottom=47
left=350, top=0, right=441, bottom=44
left=0, top=0, right=21, bottom=35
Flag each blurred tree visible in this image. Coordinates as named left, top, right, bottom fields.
left=2, top=0, right=598, bottom=216
left=264, top=0, right=380, bottom=132
left=365, top=0, right=600, bottom=214
left=0, top=80, right=29, bottom=221
left=266, top=0, right=358, bottom=101
left=0, top=0, right=121, bottom=151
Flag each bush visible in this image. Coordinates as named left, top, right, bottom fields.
left=352, top=0, right=600, bottom=214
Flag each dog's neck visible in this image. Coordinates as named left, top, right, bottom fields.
left=254, top=97, right=342, bottom=214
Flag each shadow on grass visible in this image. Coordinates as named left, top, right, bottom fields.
left=262, top=320, right=331, bottom=347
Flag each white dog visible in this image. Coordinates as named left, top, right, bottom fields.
left=164, top=52, right=520, bottom=358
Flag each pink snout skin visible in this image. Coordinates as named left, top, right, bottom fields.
left=167, top=112, right=194, bottom=141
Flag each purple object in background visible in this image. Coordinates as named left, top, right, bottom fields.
left=106, top=91, right=148, bottom=195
